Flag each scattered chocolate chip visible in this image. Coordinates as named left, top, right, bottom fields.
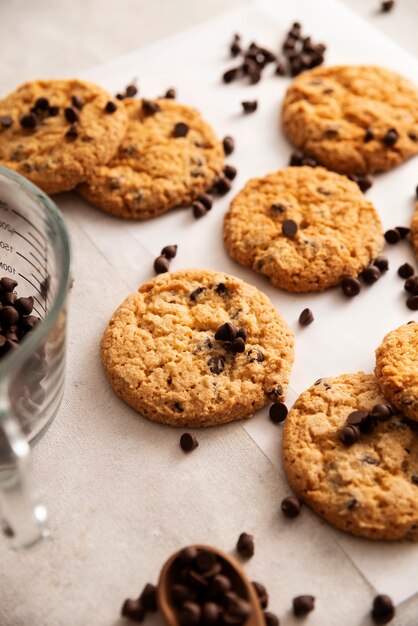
left=340, top=425, right=359, bottom=446
left=223, top=164, right=237, bottom=181
left=164, top=88, right=176, bottom=99
left=293, top=595, right=315, bottom=616
left=173, top=122, right=189, bottom=138
left=48, top=105, right=59, bottom=117
left=192, top=202, right=207, bottom=219
left=241, top=100, right=258, bottom=113
left=384, top=228, right=401, bottom=244
left=105, top=101, right=117, bottom=113
left=383, top=128, right=399, bottom=147
left=373, top=256, right=389, bottom=272
left=161, top=245, right=177, bottom=260
left=405, top=276, right=418, bottom=293
left=207, top=355, right=225, bottom=375
left=236, top=532, right=254, bottom=559
left=372, top=594, right=395, bottom=623
left=341, top=276, right=361, bottom=298
left=348, top=173, right=373, bottom=193
left=397, top=226, right=410, bottom=239
left=252, top=582, right=269, bottom=609
left=139, top=583, right=157, bottom=612
left=282, top=219, right=298, bottom=238
left=212, top=176, right=232, bottom=195
left=381, top=0, right=395, bottom=12
left=361, top=265, right=381, bottom=285
left=398, top=263, right=414, bottom=279
left=65, top=123, right=78, bottom=139
left=197, top=194, right=213, bottom=211
left=20, top=114, right=37, bottom=129
left=269, top=402, right=288, bottom=424
left=126, top=84, right=138, bottom=98
left=121, top=598, right=146, bottom=621
left=180, top=433, right=199, bottom=452
left=281, top=495, right=301, bottom=518
left=223, top=136, right=235, bottom=156
left=0, top=115, right=13, bottom=128
left=64, top=107, right=78, bottom=123
left=142, top=100, right=161, bottom=115
left=264, top=612, right=279, bottom=626
left=154, top=255, right=170, bottom=274
left=299, top=308, right=314, bottom=326
left=223, top=68, right=240, bottom=83
left=406, top=295, right=418, bottom=310
left=364, top=128, right=375, bottom=142
left=346, top=409, right=369, bottom=426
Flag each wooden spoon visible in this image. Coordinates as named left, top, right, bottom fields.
left=158, top=544, right=265, bottom=626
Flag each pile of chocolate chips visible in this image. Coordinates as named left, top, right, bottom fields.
left=214, top=323, right=247, bottom=354
left=154, top=245, right=178, bottom=274
left=0, top=276, right=41, bottom=357
left=281, top=22, right=326, bottom=77
left=122, top=583, right=157, bottom=622
left=223, top=35, right=277, bottom=85
left=339, top=404, right=394, bottom=446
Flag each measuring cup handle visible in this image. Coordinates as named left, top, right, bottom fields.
left=0, top=404, right=49, bottom=550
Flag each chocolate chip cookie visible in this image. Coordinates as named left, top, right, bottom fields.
left=375, top=322, right=418, bottom=422
left=78, top=99, right=224, bottom=219
left=0, top=79, right=128, bottom=194
left=223, top=166, right=383, bottom=292
left=101, top=269, right=294, bottom=427
left=282, top=65, right=418, bottom=174
left=283, top=372, right=418, bottom=540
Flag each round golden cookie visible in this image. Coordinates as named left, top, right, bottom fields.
left=0, top=79, right=128, bottom=194
left=101, top=269, right=294, bottom=427
left=411, top=202, right=418, bottom=259
left=375, top=323, right=418, bottom=422
left=223, top=166, right=382, bottom=292
left=78, top=99, right=224, bottom=219
left=283, top=372, right=418, bottom=541
left=282, top=65, right=418, bottom=175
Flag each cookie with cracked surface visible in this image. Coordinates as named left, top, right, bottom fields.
left=375, top=323, right=418, bottom=422
left=283, top=372, right=418, bottom=541
left=0, top=79, right=128, bottom=194
left=282, top=65, right=418, bottom=175
left=411, top=202, right=418, bottom=259
left=101, top=269, right=294, bottom=427
left=78, top=99, right=224, bottom=219
left=223, top=166, right=382, bottom=292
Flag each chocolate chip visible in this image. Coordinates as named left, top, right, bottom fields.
left=180, top=433, right=199, bottom=452
left=252, top=582, right=269, bottom=608
left=381, top=0, right=395, bottom=12
left=173, top=122, right=189, bottom=138
left=264, top=612, right=279, bottom=626
left=154, top=255, right=170, bottom=274
left=275, top=61, right=286, bottom=75
left=0, top=306, right=19, bottom=328
left=178, top=546, right=199, bottom=564
left=165, top=88, right=176, bottom=99
left=21, top=315, right=40, bottom=332
left=282, top=219, right=297, bottom=238
left=190, top=287, right=205, bottom=301
left=248, top=349, right=264, bottom=363
left=346, top=409, right=369, bottom=426
left=270, top=203, right=286, bottom=213
left=1, top=277, right=17, bottom=292
left=269, top=402, right=288, bottom=424
left=64, top=107, right=78, bottom=123
left=398, top=263, right=414, bottom=279
left=364, top=128, right=374, bottom=142
left=211, top=574, right=231, bottom=596
left=192, top=202, right=207, bottom=218
left=215, top=283, right=229, bottom=296
left=397, top=226, right=410, bottom=239
left=126, top=84, right=138, bottom=98
left=173, top=402, right=184, bottom=413
left=161, top=245, right=177, bottom=260
left=236, top=532, right=254, bottom=558
left=340, top=425, right=359, bottom=446
left=212, top=176, right=232, bottom=195
left=223, top=68, right=240, bottom=83
left=105, top=101, right=117, bottom=113
left=225, top=337, right=246, bottom=353
left=384, top=228, right=401, bottom=244
left=406, top=295, right=418, bottom=310
left=361, top=265, right=381, bottom=284
left=241, top=100, right=258, bottom=113
left=179, top=601, right=201, bottom=626
left=2, top=291, right=16, bottom=306
left=373, top=256, right=389, bottom=272
left=20, top=114, right=37, bottom=129
left=14, top=296, right=34, bottom=316
left=0, top=115, right=13, bottom=128
left=383, top=128, right=399, bottom=147
left=202, top=602, right=221, bottom=625
left=299, top=308, right=314, bottom=326
left=215, top=323, right=236, bottom=343
left=236, top=327, right=247, bottom=341
left=223, top=164, right=237, bottom=181
left=65, top=124, right=78, bottom=139
left=197, top=194, right=213, bottom=210
left=293, top=595, right=315, bottom=616
left=121, top=598, right=146, bottom=621
left=359, top=414, right=377, bottom=434
left=142, top=100, right=161, bottom=115
left=372, top=594, right=395, bottom=623
left=341, top=276, right=361, bottom=298
left=405, top=276, right=418, bottom=293
left=207, top=355, right=225, bottom=375
left=139, top=583, right=157, bottom=612
left=171, top=584, right=193, bottom=605
left=195, top=551, right=216, bottom=573
left=223, top=136, right=235, bottom=156
left=281, top=495, right=301, bottom=518
left=48, top=105, right=59, bottom=117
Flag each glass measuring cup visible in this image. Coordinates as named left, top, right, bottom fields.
left=0, top=165, right=71, bottom=550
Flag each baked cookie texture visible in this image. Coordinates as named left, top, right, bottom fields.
left=411, top=202, right=418, bottom=259
left=223, top=166, right=383, bottom=292
left=283, top=372, right=418, bottom=541
left=0, top=79, right=128, bottom=194
left=101, top=269, right=294, bottom=427
left=282, top=65, right=418, bottom=175
left=375, top=323, right=418, bottom=422
left=78, top=99, right=224, bottom=219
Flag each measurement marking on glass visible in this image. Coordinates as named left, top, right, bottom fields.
left=33, top=307, right=43, bottom=318
left=16, top=251, right=44, bottom=279
left=9, top=207, right=46, bottom=243
left=18, top=273, right=44, bottom=310
left=15, top=230, right=43, bottom=259
left=29, top=250, right=44, bottom=269
left=27, top=229, right=44, bottom=251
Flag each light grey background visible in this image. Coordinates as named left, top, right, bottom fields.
left=0, top=0, right=417, bottom=93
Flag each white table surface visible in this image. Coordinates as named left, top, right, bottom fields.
left=1, top=1, right=418, bottom=625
